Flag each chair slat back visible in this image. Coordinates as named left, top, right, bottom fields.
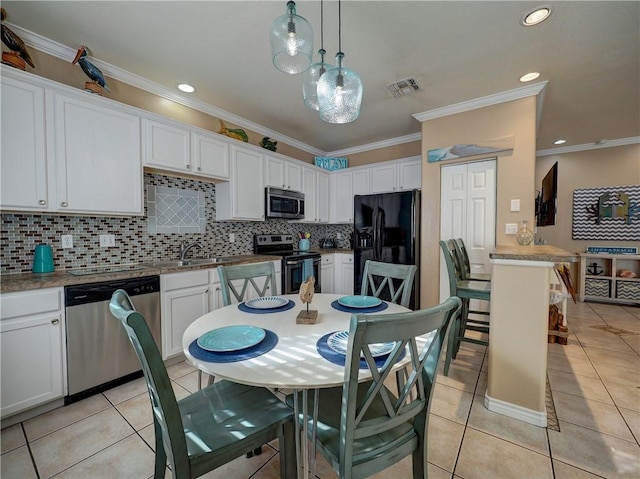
left=109, top=290, right=189, bottom=475
left=440, top=240, right=461, bottom=296
left=217, top=262, right=278, bottom=306
left=453, top=238, right=471, bottom=280
left=339, top=297, right=461, bottom=476
left=360, top=260, right=417, bottom=308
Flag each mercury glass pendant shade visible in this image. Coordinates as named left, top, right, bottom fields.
left=302, top=49, right=332, bottom=110
left=270, top=1, right=313, bottom=74
left=317, top=52, right=363, bottom=124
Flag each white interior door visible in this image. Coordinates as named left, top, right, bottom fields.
left=440, top=159, right=496, bottom=302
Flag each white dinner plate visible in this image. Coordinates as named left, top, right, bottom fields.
left=337, top=295, right=382, bottom=308
left=197, top=325, right=266, bottom=352
left=244, top=296, right=288, bottom=309
left=327, top=330, right=395, bottom=358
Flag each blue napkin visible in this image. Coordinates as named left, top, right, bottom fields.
left=302, top=258, right=314, bottom=282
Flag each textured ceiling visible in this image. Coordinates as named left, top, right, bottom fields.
left=3, top=1, right=639, bottom=154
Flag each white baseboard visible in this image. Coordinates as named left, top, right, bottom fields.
left=484, top=392, right=547, bottom=427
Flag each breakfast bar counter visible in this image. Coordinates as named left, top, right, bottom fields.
left=485, top=245, right=578, bottom=427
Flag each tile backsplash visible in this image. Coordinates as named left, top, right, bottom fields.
left=1, top=172, right=353, bottom=274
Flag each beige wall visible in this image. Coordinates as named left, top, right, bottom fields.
left=25, top=48, right=411, bottom=165
left=535, top=144, right=640, bottom=252
left=420, top=97, right=538, bottom=306
left=347, top=141, right=422, bottom=167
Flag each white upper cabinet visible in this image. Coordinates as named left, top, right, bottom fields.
left=216, top=143, right=265, bottom=221
left=316, top=170, right=330, bottom=223
left=55, top=94, right=142, bottom=215
left=370, top=157, right=422, bottom=193
left=301, top=167, right=318, bottom=222
left=265, top=154, right=303, bottom=191
left=331, top=167, right=371, bottom=223
left=192, top=131, right=230, bottom=180
left=1, top=75, right=50, bottom=212
left=143, top=118, right=190, bottom=173
left=1, top=67, right=143, bottom=215
left=143, top=117, right=230, bottom=180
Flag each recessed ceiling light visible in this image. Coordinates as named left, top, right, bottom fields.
left=553, top=139, right=566, bottom=145
left=178, top=83, right=195, bottom=93
left=520, top=72, right=541, bottom=82
left=520, top=6, right=553, bottom=26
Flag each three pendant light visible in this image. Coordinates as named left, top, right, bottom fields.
left=270, top=0, right=362, bottom=124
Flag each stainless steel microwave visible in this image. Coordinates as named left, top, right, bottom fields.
left=265, top=187, right=305, bottom=219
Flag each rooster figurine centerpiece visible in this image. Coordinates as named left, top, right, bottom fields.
left=1, top=8, right=35, bottom=70
left=72, top=46, right=109, bottom=96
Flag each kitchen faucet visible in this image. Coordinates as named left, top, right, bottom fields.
left=179, top=241, right=203, bottom=260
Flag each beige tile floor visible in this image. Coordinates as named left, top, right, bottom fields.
left=2, top=301, right=639, bottom=478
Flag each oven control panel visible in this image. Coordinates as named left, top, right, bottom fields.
left=255, top=234, right=294, bottom=246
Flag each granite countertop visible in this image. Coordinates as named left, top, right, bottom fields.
left=490, top=245, right=579, bottom=263
left=0, top=254, right=277, bottom=293
left=315, top=248, right=354, bottom=254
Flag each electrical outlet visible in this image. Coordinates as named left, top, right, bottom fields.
left=100, top=234, right=116, bottom=247
left=505, top=223, right=519, bottom=235
left=229, top=233, right=235, bottom=243
left=61, top=235, right=73, bottom=248
left=336, top=233, right=342, bottom=239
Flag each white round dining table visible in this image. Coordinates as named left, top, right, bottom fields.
left=182, top=293, right=410, bottom=479
left=182, top=293, right=409, bottom=390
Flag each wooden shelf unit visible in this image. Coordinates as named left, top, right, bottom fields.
left=579, top=253, right=640, bottom=304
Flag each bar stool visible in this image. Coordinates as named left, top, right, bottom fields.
left=440, top=239, right=491, bottom=375
left=454, top=238, right=491, bottom=282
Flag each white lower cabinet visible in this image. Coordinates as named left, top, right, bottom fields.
left=321, top=255, right=335, bottom=294
left=161, top=270, right=210, bottom=359
left=0, top=288, right=65, bottom=419
left=335, top=253, right=355, bottom=295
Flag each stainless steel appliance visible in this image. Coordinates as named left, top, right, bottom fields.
left=265, top=187, right=305, bottom=219
left=64, top=275, right=161, bottom=404
left=354, top=190, right=421, bottom=309
left=321, top=238, right=337, bottom=249
left=254, top=234, right=321, bottom=294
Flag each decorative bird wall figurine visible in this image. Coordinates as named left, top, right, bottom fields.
left=72, top=46, right=109, bottom=95
left=1, top=8, right=35, bottom=70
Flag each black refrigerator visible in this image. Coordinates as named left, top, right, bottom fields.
left=353, top=190, right=420, bottom=309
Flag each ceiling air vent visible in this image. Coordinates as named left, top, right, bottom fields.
left=384, top=77, right=423, bottom=98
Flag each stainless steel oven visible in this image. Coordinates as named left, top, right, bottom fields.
left=254, top=234, right=321, bottom=294
left=265, top=187, right=305, bottom=219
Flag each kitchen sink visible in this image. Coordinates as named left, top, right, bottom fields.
left=149, top=258, right=233, bottom=268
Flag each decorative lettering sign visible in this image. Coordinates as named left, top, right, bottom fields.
left=586, top=246, right=638, bottom=255
left=573, top=185, right=640, bottom=241
left=314, top=157, right=348, bottom=171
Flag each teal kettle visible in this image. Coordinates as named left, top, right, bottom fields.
left=32, top=244, right=54, bottom=273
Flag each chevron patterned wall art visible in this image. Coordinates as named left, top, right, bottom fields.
left=573, top=185, right=640, bottom=240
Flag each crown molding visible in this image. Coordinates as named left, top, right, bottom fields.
left=326, top=132, right=422, bottom=157
left=9, top=22, right=326, bottom=157
left=412, top=81, right=548, bottom=123
left=536, top=136, right=640, bottom=157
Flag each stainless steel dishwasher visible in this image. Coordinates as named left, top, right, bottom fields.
left=64, top=275, right=161, bottom=404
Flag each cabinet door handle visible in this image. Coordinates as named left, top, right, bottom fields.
left=205, top=289, right=209, bottom=293
left=60, top=202, right=68, bottom=207
left=51, top=318, right=59, bottom=325
left=38, top=200, right=47, bottom=205
left=197, top=166, right=201, bottom=171
left=215, top=287, right=220, bottom=291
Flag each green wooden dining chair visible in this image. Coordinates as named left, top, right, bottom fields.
left=217, top=261, right=279, bottom=306
left=360, top=260, right=417, bottom=308
left=109, top=289, right=296, bottom=479
left=453, top=238, right=491, bottom=282
left=287, top=297, right=461, bottom=479
left=440, top=240, right=491, bottom=376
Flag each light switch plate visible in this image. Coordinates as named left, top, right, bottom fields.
left=229, top=233, right=235, bottom=243
left=505, top=223, right=519, bottom=235
left=510, top=199, right=521, bottom=212
left=100, top=234, right=115, bottom=247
